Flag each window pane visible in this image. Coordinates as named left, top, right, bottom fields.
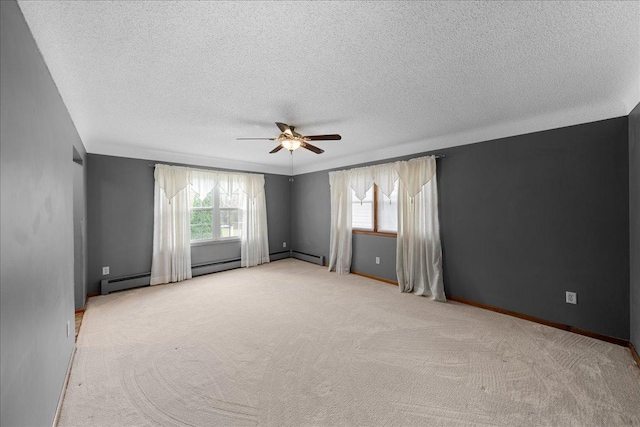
left=190, top=225, right=201, bottom=241
left=190, top=210, right=200, bottom=225
left=219, top=190, right=242, bottom=209
left=203, top=210, right=212, bottom=225
left=233, top=209, right=242, bottom=237
left=191, top=191, right=202, bottom=208
left=189, top=187, right=243, bottom=242
left=377, top=180, right=398, bottom=232
left=201, top=191, right=213, bottom=207
left=190, top=189, right=213, bottom=207
left=352, top=188, right=374, bottom=230
left=201, top=224, right=213, bottom=240
left=190, top=185, right=213, bottom=241
left=190, top=209, right=212, bottom=226
left=220, top=209, right=230, bottom=238
left=220, top=208, right=242, bottom=238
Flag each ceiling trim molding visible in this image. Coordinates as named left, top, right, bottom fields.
left=87, top=143, right=292, bottom=176
left=293, top=101, right=628, bottom=175
left=88, top=96, right=629, bottom=177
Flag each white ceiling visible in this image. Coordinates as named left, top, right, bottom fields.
left=17, top=1, right=640, bottom=175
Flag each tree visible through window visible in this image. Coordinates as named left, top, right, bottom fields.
left=190, top=188, right=243, bottom=242
left=351, top=181, right=398, bottom=234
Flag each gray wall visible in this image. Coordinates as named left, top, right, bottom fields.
left=87, top=154, right=291, bottom=295
left=0, top=1, right=82, bottom=425
left=630, top=102, right=640, bottom=349
left=352, top=234, right=397, bottom=282
left=87, top=155, right=154, bottom=293
left=292, top=117, right=630, bottom=340
left=439, top=118, right=629, bottom=339
left=291, top=171, right=331, bottom=260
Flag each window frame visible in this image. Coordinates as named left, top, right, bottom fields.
left=189, top=187, right=242, bottom=244
left=352, top=184, right=397, bottom=237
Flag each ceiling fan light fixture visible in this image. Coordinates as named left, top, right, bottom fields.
left=238, top=122, right=339, bottom=155
left=281, top=138, right=302, bottom=151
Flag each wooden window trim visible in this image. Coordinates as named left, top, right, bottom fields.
left=352, top=184, right=398, bottom=237
left=352, top=229, right=397, bottom=238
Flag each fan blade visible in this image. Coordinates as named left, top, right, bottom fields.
left=301, top=142, right=324, bottom=154
left=275, top=122, right=292, bottom=134
left=304, top=134, right=341, bottom=141
left=269, top=144, right=284, bottom=154
left=236, top=137, right=276, bottom=140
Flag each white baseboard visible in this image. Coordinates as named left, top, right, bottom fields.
left=52, top=345, right=76, bottom=427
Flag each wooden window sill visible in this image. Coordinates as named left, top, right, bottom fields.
left=352, top=229, right=397, bottom=238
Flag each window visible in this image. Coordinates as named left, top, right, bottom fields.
left=351, top=180, right=399, bottom=235
left=190, top=188, right=243, bottom=243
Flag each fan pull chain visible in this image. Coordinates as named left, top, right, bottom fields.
left=289, top=151, right=294, bottom=182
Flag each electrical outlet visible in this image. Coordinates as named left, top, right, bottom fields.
left=375, top=257, right=380, bottom=265
left=102, top=266, right=109, bottom=275
left=566, top=291, right=577, bottom=305
left=283, top=242, right=287, bottom=248
left=66, top=321, right=70, bottom=338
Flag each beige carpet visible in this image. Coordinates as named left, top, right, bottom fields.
left=61, top=259, right=640, bottom=426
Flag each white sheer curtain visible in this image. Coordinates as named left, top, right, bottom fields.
left=349, top=167, right=374, bottom=202
left=240, top=174, right=270, bottom=267
left=150, top=165, right=192, bottom=285
left=373, top=163, right=398, bottom=199
left=328, top=170, right=353, bottom=274
left=396, top=157, right=445, bottom=301
left=189, top=169, right=220, bottom=198
left=150, top=165, right=269, bottom=286
left=329, top=164, right=397, bottom=274
left=327, top=156, right=445, bottom=301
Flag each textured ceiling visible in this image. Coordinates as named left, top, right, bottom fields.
left=17, top=1, right=640, bottom=175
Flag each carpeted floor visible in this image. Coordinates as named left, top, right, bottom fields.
left=61, top=259, right=640, bottom=426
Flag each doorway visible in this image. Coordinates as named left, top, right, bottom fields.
left=72, top=146, right=86, bottom=310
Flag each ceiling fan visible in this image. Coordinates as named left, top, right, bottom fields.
left=237, top=122, right=341, bottom=154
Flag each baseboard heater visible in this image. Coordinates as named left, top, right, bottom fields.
left=100, top=250, right=292, bottom=295
left=101, top=273, right=150, bottom=295
left=290, top=250, right=325, bottom=266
